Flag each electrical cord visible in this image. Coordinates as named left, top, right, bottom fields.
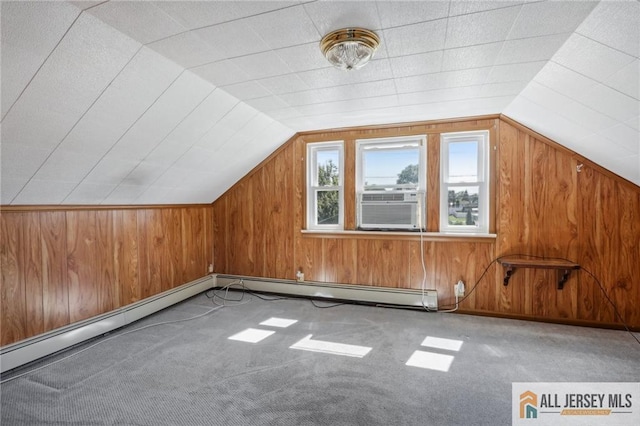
left=0, top=303, right=224, bottom=385
left=438, top=256, right=500, bottom=309
left=419, top=226, right=436, bottom=312
left=310, top=299, right=344, bottom=308
left=3, top=279, right=339, bottom=385
left=210, top=279, right=345, bottom=309
left=438, top=253, right=640, bottom=347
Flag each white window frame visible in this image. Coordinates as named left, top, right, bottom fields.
left=306, top=141, right=344, bottom=230
left=440, top=130, right=489, bottom=234
left=355, top=135, right=427, bottom=230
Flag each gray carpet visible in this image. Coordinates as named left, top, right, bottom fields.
left=1, top=290, right=639, bottom=425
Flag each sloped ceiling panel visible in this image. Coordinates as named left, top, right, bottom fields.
left=504, top=1, right=640, bottom=184
left=1, top=1, right=638, bottom=206
left=0, top=1, right=295, bottom=205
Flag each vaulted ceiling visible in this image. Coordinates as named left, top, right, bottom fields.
left=1, top=1, right=638, bottom=205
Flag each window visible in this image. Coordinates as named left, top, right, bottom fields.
left=307, top=141, right=344, bottom=230
left=440, top=130, right=489, bottom=234
left=356, top=136, right=426, bottom=230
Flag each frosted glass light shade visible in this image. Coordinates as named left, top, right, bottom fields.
left=320, top=28, right=380, bottom=71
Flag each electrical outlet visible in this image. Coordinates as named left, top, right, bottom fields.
left=455, top=280, right=465, bottom=297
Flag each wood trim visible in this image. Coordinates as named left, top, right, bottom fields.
left=301, top=229, right=497, bottom=243
left=499, top=114, right=640, bottom=190
left=488, top=120, right=498, bottom=234
left=1, top=205, right=213, bottom=346
left=212, top=132, right=299, bottom=203
left=207, top=115, right=639, bottom=330
left=299, top=122, right=499, bottom=143
left=1, top=204, right=213, bottom=212
left=426, top=133, right=440, bottom=231
left=456, top=309, right=640, bottom=332
left=297, top=114, right=501, bottom=137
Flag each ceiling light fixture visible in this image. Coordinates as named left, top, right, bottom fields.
left=320, top=28, right=380, bottom=71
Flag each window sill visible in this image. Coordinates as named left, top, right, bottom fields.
left=301, top=229, right=497, bottom=243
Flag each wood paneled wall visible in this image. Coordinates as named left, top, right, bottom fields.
left=213, top=116, right=640, bottom=329
left=1, top=206, right=213, bottom=346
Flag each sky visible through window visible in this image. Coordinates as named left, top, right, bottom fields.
left=448, top=141, right=478, bottom=182
left=362, top=142, right=478, bottom=187
left=364, top=148, right=419, bottom=186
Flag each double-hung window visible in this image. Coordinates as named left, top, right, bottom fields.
left=440, top=130, right=489, bottom=234
left=356, top=136, right=426, bottom=230
left=307, top=141, right=344, bottom=230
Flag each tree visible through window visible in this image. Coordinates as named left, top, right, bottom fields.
left=356, top=136, right=426, bottom=230
left=397, top=164, right=419, bottom=185
left=317, top=159, right=339, bottom=224
left=307, top=141, right=344, bottom=230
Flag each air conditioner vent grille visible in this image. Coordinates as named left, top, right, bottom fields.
left=358, top=191, right=424, bottom=230
left=361, top=192, right=405, bottom=202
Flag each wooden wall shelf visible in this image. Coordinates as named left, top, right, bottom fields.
left=498, top=258, right=580, bottom=289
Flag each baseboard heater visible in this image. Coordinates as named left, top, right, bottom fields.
left=0, top=275, right=217, bottom=374
left=216, top=275, right=438, bottom=311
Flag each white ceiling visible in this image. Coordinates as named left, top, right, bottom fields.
left=1, top=0, right=638, bottom=205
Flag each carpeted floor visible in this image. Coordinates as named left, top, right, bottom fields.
left=1, top=290, right=639, bottom=425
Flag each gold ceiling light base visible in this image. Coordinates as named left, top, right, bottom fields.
left=320, top=28, right=380, bottom=71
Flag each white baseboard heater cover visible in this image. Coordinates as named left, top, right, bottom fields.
left=217, top=275, right=438, bottom=310
left=0, top=275, right=216, bottom=374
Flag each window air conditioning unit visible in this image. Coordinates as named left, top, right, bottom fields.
left=358, top=191, right=424, bottom=230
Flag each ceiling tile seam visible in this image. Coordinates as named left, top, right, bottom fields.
left=389, top=60, right=548, bottom=90
left=244, top=73, right=396, bottom=100
left=131, top=96, right=251, bottom=201
left=445, top=1, right=529, bottom=19
left=220, top=21, right=307, bottom=79
left=136, top=116, right=284, bottom=201
left=375, top=1, right=524, bottom=33
left=79, top=1, right=109, bottom=13
left=199, top=109, right=263, bottom=155
left=517, top=90, right=637, bottom=156
left=438, top=0, right=453, bottom=73
left=548, top=59, right=640, bottom=101
left=59, top=69, right=188, bottom=204
left=141, top=88, right=242, bottom=166
left=9, top=44, right=145, bottom=205
left=145, top=1, right=192, bottom=42
left=499, top=1, right=525, bottom=44
left=489, top=1, right=526, bottom=87
left=533, top=79, right=639, bottom=135
left=185, top=39, right=322, bottom=74
left=101, top=84, right=220, bottom=203
left=373, top=1, right=400, bottom=105
left=381, top=32, right=575, bottom=63
left=146, top=2, right=314, bottom=48
left=188, top=2, right=314, bottom=35
left=256, top=78, right=400, bottom=106
left=283, top=94, right=512, bottom=122
left=377, top=12, right=448, bottom=32
left=223, top=80, right=278, bottom=100
left=250, top=93, right=295, bottom=111
left=241, top=59, right=544, bottom=101
left=574, top=31, right=640, bottom=60
left=398, top=87, right=518, bottom=105
left=398, top=81, right=529, bottom=100
left=300, top=1, right=323, bottom=40
left=0, top=9, right=83, bottom=123
left=280, top=89, right=399, bottom=109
